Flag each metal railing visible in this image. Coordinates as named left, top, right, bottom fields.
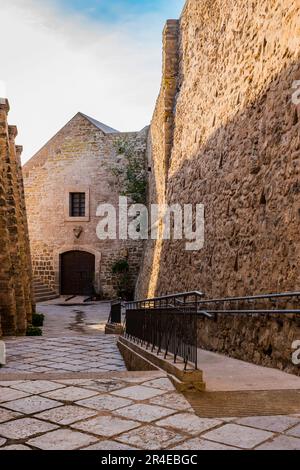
left=124, top=291, right=300, bottom=371
left=108, top=300, right=122, bottom=324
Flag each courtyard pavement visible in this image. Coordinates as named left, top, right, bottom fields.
left=0, top=300, right=300, bottom=450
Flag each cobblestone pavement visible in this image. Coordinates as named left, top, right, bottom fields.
left=1, top=301, right=300, bottom=450
left=0, top=373, right=300, bottom=450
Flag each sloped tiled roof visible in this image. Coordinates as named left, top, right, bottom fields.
left=80, top=113, right=120, bottom=134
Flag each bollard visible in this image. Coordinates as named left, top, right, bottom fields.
left=0, top=341, right=6, bottom=366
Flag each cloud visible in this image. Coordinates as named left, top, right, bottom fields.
left=0, top=0, right=184, bottom=162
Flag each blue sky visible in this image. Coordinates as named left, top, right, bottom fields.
left=0, top=0, right=185, bottom=161
left=59, top=0, right=183, bottom=23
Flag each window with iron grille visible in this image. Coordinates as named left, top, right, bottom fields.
left=70, top=192, right=85, bottom=217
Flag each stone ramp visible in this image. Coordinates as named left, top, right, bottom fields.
left=197, top=349, right=300, bottom=392
left=184, top=349, right=300, bottom=418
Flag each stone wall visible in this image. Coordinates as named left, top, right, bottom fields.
left=23, top=113, right=147, bottom=299
left=136, top=0, right=300, bottom=372
left=197, top=313, right=300, bottom=376
left=0, top=99, right=34, bottom=337
left=137, top=0, right=300, bottom=299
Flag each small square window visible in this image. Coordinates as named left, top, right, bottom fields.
left=70, top=192, right=85, bottom=217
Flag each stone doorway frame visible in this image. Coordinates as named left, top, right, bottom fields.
left=53, top=246, right=102, bottom=295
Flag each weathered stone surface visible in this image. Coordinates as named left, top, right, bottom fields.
left=2, top=396, right=62, bottom=414
left=0, top=408, right=22, bottom=423
left=236, top=415, right=300, bottom=433
left=256, top=435, right=300, bottom=450
left=82, top=440, right=139, bottom=450
left=27, top=429, right=98, bottom=450
left=143, top=378, right=175, bottom=391
left=23, top=113, right=148, bottom=298
left=34, top=405, right=98, bottom=425
left=42, top=386, right=98, bottom=402
left=0, top=418, right=57, bottom=439
left=115, top=403, right=175, bottom=422
left=202, top=423, right=274, bottom=449
left=0, top=438, right=6, bottom=447
left=112, top=385, right=166, bottom=401
left=77, top=394, right=132, bottom=411
left=10, top=380, right=65, bottom=394
left=171, top=438, right=239, bottom=450
left=136, top=0, right=300, bottom=374
left=117, top=425, right=184, bottom=450
left=156, top=413, right=222, bottom=436
left=286, top=423, right=300, bottom=438
left=72, top=415, right=140, bottom=437
left=0, top=99, right=34, bottom=337
left=149, top=392, right=192, bottom=411
left=0, top=388, right=29, bottom=403
left=0, top=445, right=31, bottom=450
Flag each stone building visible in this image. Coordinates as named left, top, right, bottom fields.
left=23, top=112, right=147, bottom=300
left=0, top=98, right=35, bottom=337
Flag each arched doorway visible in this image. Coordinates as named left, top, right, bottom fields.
left=60, top=251, right=95, bottom=295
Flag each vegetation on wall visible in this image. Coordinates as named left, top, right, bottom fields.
left=111, top=258, right=133, bottom=300
left=110, top=138, right=147, bottom=204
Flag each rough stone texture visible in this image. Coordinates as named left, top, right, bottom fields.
left=136, top=0, right=300, bottom=373
left=202, top=423, right=273, bottom=449
left=27, top=428, right=98, bottom=450
left=0, top=99, right=35, bottom=337
left=23, top=113, right=148, bottom=298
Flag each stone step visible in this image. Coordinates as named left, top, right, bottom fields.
left=34, top=287, right=54, bottom=294
left=33, top=277, right=58, bottom=303
left=35, top=293, right=58, bottom=303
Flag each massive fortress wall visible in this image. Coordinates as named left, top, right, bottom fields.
left=137, top=0, right=300, bottom=299
left=0, top=99, right=35, bottom=337
left=136, top=0, right=300, bottom=372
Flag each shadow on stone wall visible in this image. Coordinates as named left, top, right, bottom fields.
left=140, top=58, right=300, bottom=300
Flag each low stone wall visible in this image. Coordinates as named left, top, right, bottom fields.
left=197, top=314, right=300, bottom=376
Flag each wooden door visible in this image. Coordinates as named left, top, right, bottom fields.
left=60, top=251, right=95, bottom=295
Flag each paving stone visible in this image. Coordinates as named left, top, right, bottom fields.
left=0, top=445, right=31, bottom=450
left=286, top=424, right=300, bottom=438
left=29, top=367, right=56, bottom=373
left=171, top=438, right=239, bottom=450
left=0, top=408, right=22, bottom=423
left=2, top=396, right=62, bottom=414
left=77, top=394, right=132, bottom=411
left=82, top=441, right=139, bottom=450
left=0, top=438, right=6, bottom=446
left=236, top=416, right=300, bottom=433
left=256, top=435, right=300, bottom=450
left=203, top=424, right=274, bottom=449
left=149, top=392, right=192, bottom=411
left=35, top=405, right=98, bottom=425
left=0, top=418, right=58, bottom=439
left=0, top=381, right=24, bottom=387
left=115, top=404, right=177, bottom=423
left=157, top=412, right=222, bottom=435
left=0, top=388, right=29, bottom=403
left=43, top=386, right=98, bottom=401
left=143, top=378, right=175, bottom=391
left=28, top=429, right=98, bottom=450
left=10, top=381, right=66, bottom=395
left=72, top=415, right=140, bottom=437
left=81, top=379, right=129, bottom=393
left=118, top=425, right=185, bottom=450
left=112, top=385, right=166, bottom=401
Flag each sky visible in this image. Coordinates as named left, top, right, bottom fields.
left=0, top=0, right=184, bottom=162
